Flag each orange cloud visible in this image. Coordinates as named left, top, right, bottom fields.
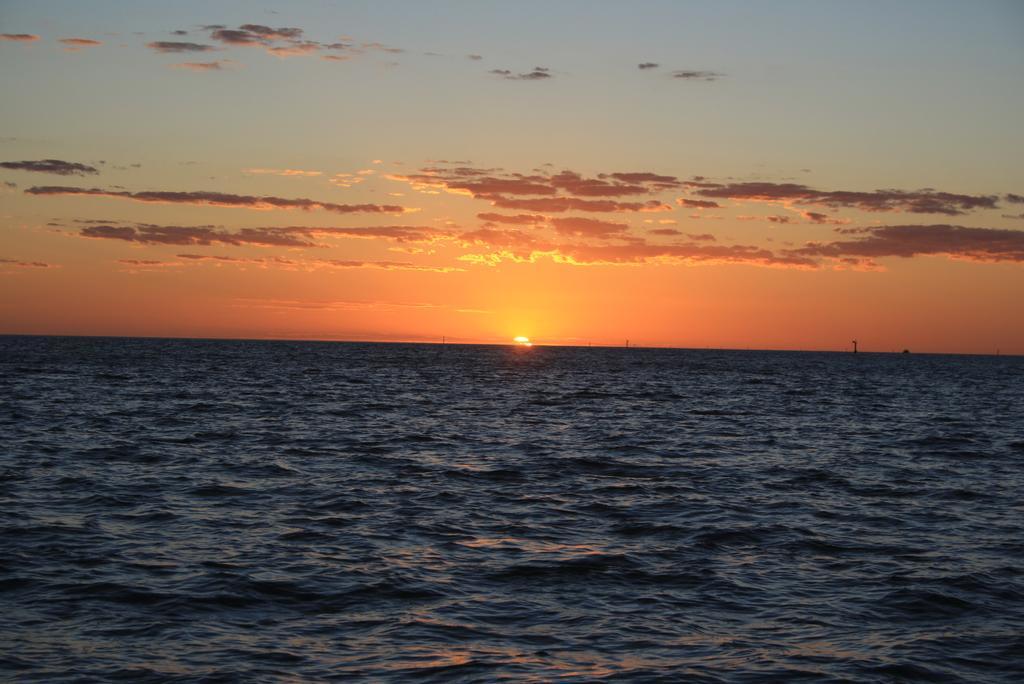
left=801, top=211, right=849, bottom=225
left=477, top=212, right=547, bottom=225
left=172, top=61, right=228, bottom=72
left=677, top=197, right=720, bottom=209
left=390, top=165, right=681, bottom=213
left=75, top=223, right=449, bottom=247
left=147, top=41, right=217, bottom=53
left=549, top=171, right=649, bottom=197
left=550, top=216, right=629, bottom=239
left=691, top=181, right=998, bottom=216
left=0, top=258, right=55, bottom=268
left=786, top=224, right=1024, bottom=263
left=484, top=195, right=672, bottom=213
left=458, top=228, right=815, bottom=268
left=26, top=186, right=406, bottom=214
left=244, top=168, right=322, bottom=177
left=314, top=258, right=459, bottom=272
left=1, top=159, right=98, bottom=176
left=266, top=42, right=322, bottom=58
left=59, top=38, right=102, bottom=51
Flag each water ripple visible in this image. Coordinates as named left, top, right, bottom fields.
left=1, top=336, right=1023, bottom=681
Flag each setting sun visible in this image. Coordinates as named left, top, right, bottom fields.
left=513, top=336, right=533, bottom=347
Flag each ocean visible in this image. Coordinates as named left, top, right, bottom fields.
left=1, top=336, right=1022, bottom=682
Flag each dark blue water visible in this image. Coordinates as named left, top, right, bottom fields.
left=1, top=336, right=1023, bottom=682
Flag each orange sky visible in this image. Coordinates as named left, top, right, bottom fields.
left=2, top=2, right=1023, bottom=354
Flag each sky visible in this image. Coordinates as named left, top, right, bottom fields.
left=1, top=0, right=1023, bottom=353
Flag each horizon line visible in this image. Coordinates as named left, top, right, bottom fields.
left=0, top=332, right=1018, bottom=358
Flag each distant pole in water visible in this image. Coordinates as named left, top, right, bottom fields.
left=626, top=339, right=630, bottom=348
left=852, top=339, right=858, bottom=354
left=442, top=336, right=445, bottom=345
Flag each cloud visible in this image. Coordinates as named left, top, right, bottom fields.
left=1006, top=193, right=1024, bottom=204
left=314, top=258, right=459, bottom=272
left=361, top=42, right=404, bottom=54
left=115, top=254, right=304, bottom=271
left=261, top=40, right=401, bottom=62
left=75, top=222, right=447, bottom=247
left=786, top=224, right=1024, bottom=264
left=677, top=197, right=720, bottom=209
left=483, top=195, right=672, bottom=213
left=161, top=254, right=457, bottom=273
left=558, top=242, right=812, bottom=267
left=549, top=171, right=651, bottom=197
left=605, top=172, right=680, bottom=186
left=0, top=258, right=54, bottom=268
left=459, top=220, right=1024, bottom=269
left=329, top=172, right=367, bottom=188
left=390, top=165, right=679, bottom=212
left=244, top=168, right=322, bottom=177
left=477, top=212, right=546, bottom=225
left=691, top=181, right=999, bottom=216
left=672, top=70, right=723, bottom=81
left=638, top=62, right=659, bottom=69
left=266, top=41, right=322, bottom=58
left=210, top=29, right=265, bottom=46
left=118, top=259, right=170, bottom=266
left=178, top=253, right=257, bottom=262
left=59, top=38, right=102, bottom=51
left=146, top=41, right=217, bottom=53
left=394, top=162, right=1007, bottom=223
left=1, top=159, right=99, bottom=176
left=394, top=169, right=556, bottom=196
left=453, top=178, right=557, bottom=195
left=490, top=66, right=552, bottom=80
left=207, top=25, right=322, bottom=58
left=801, top=211, right=849, bottom=225
left=648, top=229, right=716, bottom=241
left=458, top=228, right=814, bottom=268
left=550, top=216, right=629, bottom=239
left=736, top=214, right=793, bottom=224
left=81, top=223, right=304, bottom=247
left=173, top=61, right=228, bottom=72
left=238, top=24, right=304, bottom=40
left=311, top=225, right=451, bottom=243
left=26, top=186, right=406, bottom=214
left=395, top=165, right=680, bottom=199
left=459, top=227, right=547, bottom=251
left=1, top=34, right=39, bottom=42
left=231, top=297, right=470, bottom=313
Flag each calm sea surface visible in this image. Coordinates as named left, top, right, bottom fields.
left=1, top=336, right=1023, bottom=682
